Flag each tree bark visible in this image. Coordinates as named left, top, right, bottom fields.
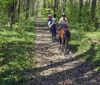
left=26, top=0, right=30, bottom=19
left=9, top=1, right=17, bottom=28
left=79, top=0, right=83, bottom=22
left=91, top=0, right=97, bottom=22
left=18, top=0, right=20, bottom=20
left=43, top=0, right=46, bottom=8
left=54, top=0, right=57, bottom=15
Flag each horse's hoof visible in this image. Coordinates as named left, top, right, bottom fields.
left=65, top=50, right=69, bottom=55
left=62, top=50, right=64, bottom=52
left=64, top=51, right=67, bottom=55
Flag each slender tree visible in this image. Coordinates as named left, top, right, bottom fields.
left=54, top=0, right=57, bottom=15
left=9, top=1, right=17, bottom=28
left=79, top=0, right=83, bottom=22
left=26, top=0, right=30, bottom=19
left=43, top=0, right=46, bottom=8
left=91, top=0, right=97, bottom=22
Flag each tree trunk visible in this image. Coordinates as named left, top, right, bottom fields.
left=91, top=0, right=97, bottom=22
left=32, top=0, right=34, bottom=16
left=9, top=2, right=16, bottom=28
left=43, top=0, right=46, bottom=8
left=79, top=0, right=83, bottom=22
left=54, top=0, right=57, bottom=15
left=18, top=0, right=20, bottom=21
left=26, top=0, right=30, bottom=19
left=16, top=0, right=20, bottom=21
left=63, top=0, right=67, bottom=13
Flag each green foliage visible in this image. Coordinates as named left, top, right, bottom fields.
left=70, top=29, right=100, bottom=72
left=93, top=44, right=100, bottom=67
left=66, top=1, right=79, bottom=24
left=80, top=24, right=96, bottom=31
left=70, top=29, right=85, bottom=43
left=0, top=0, right=16, bottom=9
left=78, top=38, right=91, bottom=52
left=81, top=2, right=91, bottom=23
left=41, top=8, right=53, bottom=18
left=78, top=38, right=100, bottom=72
left=0, top=0, right=37, bottom=84
left=0, top=19, right=35, bottom=85
left=95, top=2, right=100, bottom=18
left=66, top=1, right=100, bottom=31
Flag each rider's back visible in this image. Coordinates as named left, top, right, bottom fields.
left=59, top=17, right=68, bottom=25
left=52, top=17, right=56, bottom=24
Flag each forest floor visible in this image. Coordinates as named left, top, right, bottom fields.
left=28, top=18, right=100, bottom=85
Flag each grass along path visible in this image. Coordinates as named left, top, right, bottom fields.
left=0, top=18, right=35, bottom=85
left=28, top=18, right=100, bottom=85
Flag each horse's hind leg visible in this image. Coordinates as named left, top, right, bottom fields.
left=62, top=39, right=65, bottom=52
left=65, top=38, right=70, bottom=55
left=63, top=30, right=68, bottom=52
left=59, top=37, right=62, bottom=49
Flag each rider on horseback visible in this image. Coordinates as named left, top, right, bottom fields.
left=58, top=13, right=68, bottom=31
left=51, top=14, right=56, bottom=26
left=48, top=13, right=52, bottom=22
left=47, top=14, right=52, bottom=28
left=57, top=13, right=70, bottom=52
left=51, top=14, right=57, bottom=38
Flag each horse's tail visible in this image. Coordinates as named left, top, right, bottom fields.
left=67, top=29, right=70, bottom=43
left=64, top=30, right=68, bottom=40
left=64, top=29, right=70, bottom=44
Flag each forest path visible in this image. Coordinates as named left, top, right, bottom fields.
left=28, top=18, right=100, bottom=85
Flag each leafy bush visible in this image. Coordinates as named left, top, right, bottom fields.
left=41, top=8, right=53, bottom=18
left=78, top=37, right=100, bottom=72
left=0, top=19, right=35, bottom=85
left=92, top=44, right=100, bottom=67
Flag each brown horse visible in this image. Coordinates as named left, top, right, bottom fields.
left=57, top=27, right=70, bottom=52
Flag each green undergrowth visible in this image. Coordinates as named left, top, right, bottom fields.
left=70, top=29, right=100, bottom=72
left=0, top=18, right=36, bottom=85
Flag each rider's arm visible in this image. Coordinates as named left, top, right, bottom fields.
left=65, top=18, right=68, bottom=24
left=59, top=18, right=62, bottom=24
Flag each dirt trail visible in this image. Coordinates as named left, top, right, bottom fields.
left=28, top=19, right=100, bottom=85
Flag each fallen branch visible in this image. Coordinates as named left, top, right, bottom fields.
left=89, top=38, right=100, bottom=44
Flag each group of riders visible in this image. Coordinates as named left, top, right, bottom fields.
left=47, top=12, right=70, bottom=52
left=47, top=12, right=68, bottom=39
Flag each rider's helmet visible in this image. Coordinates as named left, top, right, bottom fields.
left=53, top=14, right=56, bottom=18
left=48, top=14, right=52, bottom=18
left=62, top=13, right=66, bottom=17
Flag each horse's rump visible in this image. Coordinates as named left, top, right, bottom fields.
left=57, top=28, right=70, bottom=40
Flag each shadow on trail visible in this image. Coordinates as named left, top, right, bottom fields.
left=37, top=62, right=97, bottom=85
left=27, top=21, right=100, bottom=85
left=68, top=44, right=79, bottom=53
left=33, top=55, right=82, bottom=73
left=29, top=61, right=99, bottom=85
left=28, top=43, right=100, bottom=85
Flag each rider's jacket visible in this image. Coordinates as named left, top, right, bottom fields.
left=52, top=17, right=56, bottom=24
left=59, top=17, right=68, bottom=25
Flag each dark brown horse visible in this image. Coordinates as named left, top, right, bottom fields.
left=57, top=27, right=70, bottom=52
